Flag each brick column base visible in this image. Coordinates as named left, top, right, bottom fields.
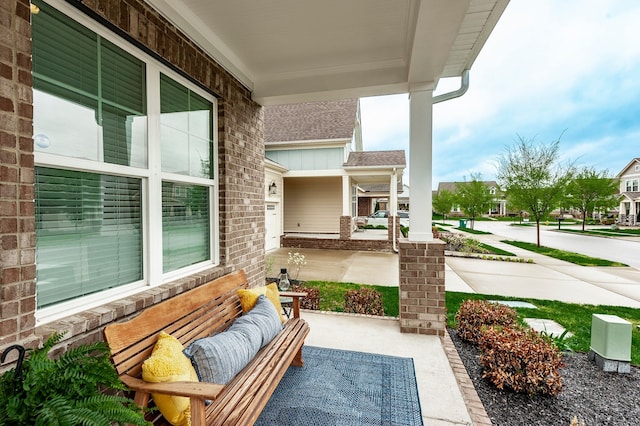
left=398, top=239, right=446, bottom=336
left=387, top=216, right=401, bottom=240
left=340, top=216, right=352, bottom=240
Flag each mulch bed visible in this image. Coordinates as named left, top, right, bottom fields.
left=448, top=328, right=640, bottom=426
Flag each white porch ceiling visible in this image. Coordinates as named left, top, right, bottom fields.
left=146, top=0, right=508, bottom=105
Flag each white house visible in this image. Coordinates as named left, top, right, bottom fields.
left=617, top=158, right=640, bottom=226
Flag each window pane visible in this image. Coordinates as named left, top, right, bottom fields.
left=162, top=182, right=210, bottom=272
left=35, top=167, right=143, bottom=308
left=160, top=74, right=213, bottom=178
left=32, top=0, right=147, bottom=167
left=33, top=88, right=101, bottom=161
left=32, top=0, right=98, bottom=97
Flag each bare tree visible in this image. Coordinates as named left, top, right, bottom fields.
left=496, top=136, right=575, bottom=246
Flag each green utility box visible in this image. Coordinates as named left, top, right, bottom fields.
left=458, top=219, right=467, bottom=229
left=590, top=314, right=631, bottom=361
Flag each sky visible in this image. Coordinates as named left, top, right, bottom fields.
left=359, top=0, right=640, bottom=189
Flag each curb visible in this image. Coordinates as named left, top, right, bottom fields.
left=442, top=331, right=493, bottom=426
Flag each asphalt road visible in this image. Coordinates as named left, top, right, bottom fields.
left=461, top=220, right=640, bottom=270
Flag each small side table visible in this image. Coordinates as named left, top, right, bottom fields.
left=279, top=296, right=294, bottom=318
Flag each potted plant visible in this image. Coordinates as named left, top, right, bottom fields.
left=0, top=332, right=150, bottom=426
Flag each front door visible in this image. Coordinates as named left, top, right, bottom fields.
left=265, top=203, right=280, bottom=251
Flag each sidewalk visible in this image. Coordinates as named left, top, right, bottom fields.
left=268, top=243, right=640, bottom=425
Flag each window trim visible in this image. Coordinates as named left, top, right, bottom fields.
left=35, top=0, right=219, bottom=324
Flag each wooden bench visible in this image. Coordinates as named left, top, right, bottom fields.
left=103, top=270, right=310, bottom=425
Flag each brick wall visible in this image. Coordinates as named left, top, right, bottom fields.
left=1, top=0, right=265, bottom=359
left=398, top=239, right=446, bottom=336
left=282, top=235, right=392, bottom=252
left=339, top=215, right=352, bottom=239
left=0, top=0, right=39, bottom=352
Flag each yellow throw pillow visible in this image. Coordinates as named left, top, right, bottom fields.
left=141, top=332, right=199, bottom=426
left=237, top=283, right=285, bottom=322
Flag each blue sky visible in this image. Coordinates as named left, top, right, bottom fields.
left=360, top=0, right=640, bottom=189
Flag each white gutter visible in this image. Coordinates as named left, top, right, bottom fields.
left=432, top=70, right=470, bottom=104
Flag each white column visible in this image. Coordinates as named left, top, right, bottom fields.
left=409, top=89, right=434, bottom=241
left=342, top=175, right=351, bottom=216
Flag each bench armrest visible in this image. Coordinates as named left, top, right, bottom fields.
left=120, top=374, right=224, bottom=399
left=279, top=291, right=307, bottom=319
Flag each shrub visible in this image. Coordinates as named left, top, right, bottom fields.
left=455, top=299, right=518, bottom=344
left=344, top=288, right=384, bottom=316
left=292, top=284, right=320, bottom=310
left=478, top=326, right=565, bottom=396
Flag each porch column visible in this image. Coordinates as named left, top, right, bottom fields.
left=388, top=169, right=400, bottom=240
left=340, top=175, right=352, bottom=239
left=399, top=89, right=445, bottom=336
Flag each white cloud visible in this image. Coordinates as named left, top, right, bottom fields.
left=360, top=1, right=640, bottom=189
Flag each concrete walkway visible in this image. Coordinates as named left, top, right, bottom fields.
left=268, top=242, right=640, bottom=425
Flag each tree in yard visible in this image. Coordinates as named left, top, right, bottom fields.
left=563, top=167, right=619, bottom=231
left=432, top=189, right=456, bottom=223
left=496, top=136, right=575, bottom=246
left=454, top=173, right=494, bottom=230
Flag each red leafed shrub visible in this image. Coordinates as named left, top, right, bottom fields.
left=455, top=300, right=519, bottom=344
left=292, top=284, right=320, bottom=310
left=344, top=288, right=384, bottom=316
left=478, top=326, right=565, bottom=396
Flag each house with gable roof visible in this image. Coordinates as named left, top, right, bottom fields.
left=436, top=180, right=507, bottom=216
left=264, top=99, right=406, bottom=250
left=1, top=0, right=510, bottom=355
left=617, top=157, right=640, bottom=226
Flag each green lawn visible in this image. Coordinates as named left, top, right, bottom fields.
left=446, top=291, right=640, bottom=365
left=501, top=240, right=628, bottom=267
left=301, top=281, right=640, bottom=365
left=561, top=228, right=640, bottom=237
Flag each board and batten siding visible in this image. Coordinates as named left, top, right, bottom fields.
left=266, top=148, right=345, bottom=170
left=284, top=177, right=342, bottom=233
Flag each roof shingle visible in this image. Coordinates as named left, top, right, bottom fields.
left=264, top=99, right=358, bottom=143
left=344, top=150, right=406, bottom=167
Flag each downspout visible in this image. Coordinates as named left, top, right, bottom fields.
left=392, top=168, right=399, bottom=253
left=432, top=69, right=470, bottom=104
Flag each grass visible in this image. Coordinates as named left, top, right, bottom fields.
left=501, top=240, right=628, bottom=267
left=561, top=228, right=640, bottom=237
left=300, top=281, right=640, bottom=365
left=305, top=280, right=399, bottom=316
left=456, top=227, right=491, bottom=235
left=478, top=243, right=516, bottom=257
left=446, top=291, right=640, bottom=365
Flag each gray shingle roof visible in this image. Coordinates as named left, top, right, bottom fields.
left=264, top=99, right=358, bottom=143
left=344, top=150, right=406, bottom=167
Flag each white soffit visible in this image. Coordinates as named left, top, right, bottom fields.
left=145, top=0, right=509, bottom=105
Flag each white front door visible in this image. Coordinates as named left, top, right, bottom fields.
left=265, top=203, right=281, bottom=251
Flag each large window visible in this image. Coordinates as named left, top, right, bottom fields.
left=32, top=0, right=217, bottom=318
left=626, top=179, right=639, bottom=192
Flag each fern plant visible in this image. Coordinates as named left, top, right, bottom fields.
left=0, top=332, right=150, bottom=426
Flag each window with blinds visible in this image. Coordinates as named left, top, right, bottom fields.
left=31, top=0, right=217, bottom=313
left=35, top=167, right=142, bottom=308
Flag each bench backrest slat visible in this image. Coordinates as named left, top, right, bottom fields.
left=104, top=270, right=248, bottom=377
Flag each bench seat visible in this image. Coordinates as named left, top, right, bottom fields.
left=103, top=270, right=310, bottom=425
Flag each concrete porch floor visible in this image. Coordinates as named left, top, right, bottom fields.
left=302, top=310, right=474, bottom=426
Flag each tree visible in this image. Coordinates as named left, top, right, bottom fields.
left=563, top=167, right=618, bottom=231
left=454, top=173, right=494, bottom=230
left=432, top=189, right=456, bottom=223
left=496, top=136, right=575, bottom=246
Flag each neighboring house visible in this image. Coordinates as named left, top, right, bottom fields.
left=357, top=182, right=406, bottom=216
left=264, top=100, right=405, bottom=239
left=436, top=181, right=507, bottom=216
left=1, top=0, right=508, bottom=354
left=616, top=158, right=640, bottom=226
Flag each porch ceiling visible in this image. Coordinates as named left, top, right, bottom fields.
left=146, top=0, right=509, bottom=105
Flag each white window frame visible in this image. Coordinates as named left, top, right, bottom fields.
left=35, top=0, right=219, bottom=324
